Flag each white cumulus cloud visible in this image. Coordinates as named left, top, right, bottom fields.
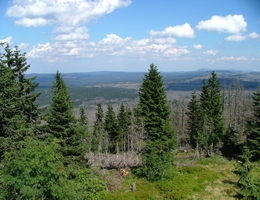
left=152, top=37, right=176, bottom=44
left=193, top=44, right=202, bottom=49
left=15, top=17, right=52, bottom=27
left=196, top=14, right=247, bottom=35
left=225, top=32, right=259, bottom=41
left=225, top=35, right=247, bottom=41
left=0, top=37, right=13, bottom=45
left=203, top=50, right=218, bottom=56
left=248, top=32, right=259, bottom=39
left=149, top=23, right=195, bottom=38
left=6, top=0, right=132, bottom=29
left=27, top=42, right=54, bottom=58
left=27, top=32, right=190, bottom=62
left=18, top=42, right=29, bottom=50
left=163, top=48, right=189, bottom=57
left=54, top=27, right=90, bottom=40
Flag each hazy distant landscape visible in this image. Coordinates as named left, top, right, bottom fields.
left=32, top=69, right=260, bottom=108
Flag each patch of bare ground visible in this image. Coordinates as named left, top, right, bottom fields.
left=87, top=152, right=140, bottom=192
left=87, top=152, right=140, bottom=169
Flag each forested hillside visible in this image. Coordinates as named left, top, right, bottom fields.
left=1, top=45, right=260, bottom=199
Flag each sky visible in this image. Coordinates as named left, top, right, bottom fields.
left=0, top=0, right=260, bottom=73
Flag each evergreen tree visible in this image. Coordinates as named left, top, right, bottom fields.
left=186, top=90, right=200, bottom=149
left=104, top=104, right=118, bottom=153
left=235, top=146, right=260, bottom=199
left=46, top=71, right=85, bottom=167
left=11, top=46, right=42, bottom=124
left=247, top=86, right=260, bottom=161
left=198, top=72, right=225, bottom=156
left=0, top=57, right=23, bottom=160
left=137, top=64, right=176, bottom=181
left=76, top=107, right=90, bottom=152
left=0, top=44, right=41, bottom=160
left=117, top=103, right=131, bottom=152
left=92, top=103, right=106, bottom=153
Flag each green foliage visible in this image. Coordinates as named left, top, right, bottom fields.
left=0, top=138, right=75, bottom=200
left=102, top=178, right=163, bottom=200
left=137, top=64, right=177, bottom=181
left=134, top=151, right=176, bottom=181
left=92, top=103, right=106, bottom=153
left=247, top=86, right=260, bottom=161
left=0, top=44, right=41, bottom=161
left=76, top=107, right=90, bottom=153
left=117, top=104, right=131, bottom=152
left=105, top=104, right=119, bottom=153
left=46, top=71, right=86, bottom=167
left=157, top=166, right=219, bottom=199
left=198, top=155, right=228, bottom=165
left=10, top=46, right=42, bottom=124
left=186, top=90, right=200, bottom=149
left=235, top=146, right=260, bottom=199
left=73, top=168, right=107, bottom=200
left=187, top=72, right=225, bottom=156
left=221, top=128, right=242, bottom=157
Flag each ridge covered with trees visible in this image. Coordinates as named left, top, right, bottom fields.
left=0, top=45, right=260, bottom=199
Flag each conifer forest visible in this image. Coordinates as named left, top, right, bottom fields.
left=0, top=44, right=260, bottom=199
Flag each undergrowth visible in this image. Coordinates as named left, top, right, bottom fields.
left=102, top=154, right=239, bottom=200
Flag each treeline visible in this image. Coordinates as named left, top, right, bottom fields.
left=36, top=86, right=138, bottom=107
left=1, top=45, right=260, bottom=199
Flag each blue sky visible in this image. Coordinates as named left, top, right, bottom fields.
left=1, top=0, right=260, bottom=73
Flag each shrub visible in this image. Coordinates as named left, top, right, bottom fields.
left=0, top=137, right=75, bottom=200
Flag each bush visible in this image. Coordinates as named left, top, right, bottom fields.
left=73, top=168, right=107, bottom=200
left=0, top=137, right=75, bottom=200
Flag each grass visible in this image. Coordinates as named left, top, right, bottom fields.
left=102, top=153, right=240, bottom=200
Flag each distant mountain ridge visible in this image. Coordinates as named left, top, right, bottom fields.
left=26, top=70, right=260, bottom=90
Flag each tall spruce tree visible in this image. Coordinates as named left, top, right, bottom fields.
left=117, top=103, right=131, bottom=152
left=11, top=46, right=41, bottom=124
left=137, top=64, right=176, bottom=181
left=186, top=90, right=200, bottom=149
left=247, top=86, right=260, bottom=161
left=46, top=71, right=85, bottom=167
left=92, top=103, right=106, bottom=153
left=0, top=44, right=41, bottom=160
left=104, top=104, right=118, bottom=153
left=198, top=72, right=225, bottom=156
left=76, top=107, right=90, bottom=152
left=0, top=55, right=22, bottom=160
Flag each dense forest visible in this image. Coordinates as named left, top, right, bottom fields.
left=0, top=45, right=260, bottom=199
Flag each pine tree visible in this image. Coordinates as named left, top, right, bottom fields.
left=247, top=86, right=260, bottom=161
left=137, top=64, right=176, bottom=181
left=104, top=104, right=119, bottom=153
left=46, top=71, right=85, bottom=167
